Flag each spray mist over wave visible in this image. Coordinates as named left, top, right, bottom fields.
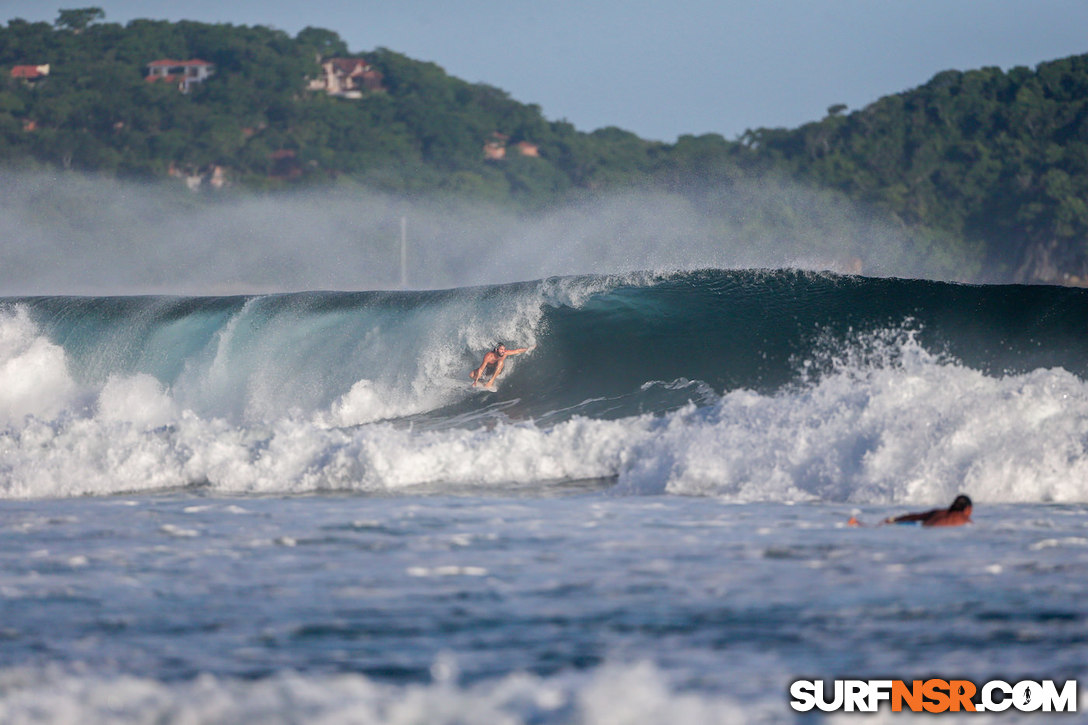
left=0, top=171, right=957, bottom=296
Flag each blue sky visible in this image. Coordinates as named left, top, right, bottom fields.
left=2, top=1, right=1087, bottom=141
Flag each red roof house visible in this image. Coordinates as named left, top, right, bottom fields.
left=10, top=64, right=49, bottom=82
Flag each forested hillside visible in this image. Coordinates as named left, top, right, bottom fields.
left=1, top=10, right=1087, bottom=283
left=746, top=56, right=1088, bottom=282
left=0, top=11, right=676, bottom=201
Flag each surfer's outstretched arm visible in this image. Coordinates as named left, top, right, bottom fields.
left=487, top=346, right=535, bottom=383
left=848, top=495, right=973, bottom=528
left=884, top=511, right=932, bottom=524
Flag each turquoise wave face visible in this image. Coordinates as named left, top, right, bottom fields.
left=7, top=269, right=1088, bottom=425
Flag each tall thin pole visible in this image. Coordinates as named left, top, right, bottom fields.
left=399, top=215, right=408, bottom=289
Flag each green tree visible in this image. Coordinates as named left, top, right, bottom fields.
left=295, top=27, right=348, bottom=58
left=55, top=7, right=105, bottom=32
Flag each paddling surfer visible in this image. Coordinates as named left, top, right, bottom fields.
left=847, top=494, right=973, bottom=528
left=884, top=494, right=973, bottom=527
left=470, top=343, right=533, bottom=388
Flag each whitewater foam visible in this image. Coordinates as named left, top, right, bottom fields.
left=623, top=350, right=1088, bottom=503
left=0, top=307, right=80, bottom=424
left=2, top=310, right=1088, bottom=504
left=0, top=661, right=775, bottom=725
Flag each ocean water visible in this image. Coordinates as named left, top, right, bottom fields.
left=1, top=269, right=1086, bottom=723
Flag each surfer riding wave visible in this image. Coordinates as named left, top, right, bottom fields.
left=471, top=343, right=533, bottom=389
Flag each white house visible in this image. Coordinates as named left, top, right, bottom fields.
left=145, top=59, right=215, bottom=92
left=307, top=58, right=384, bottom=99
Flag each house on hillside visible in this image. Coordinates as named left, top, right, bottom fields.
left=168, top=162, right=227, bottom=191
left=10, top=64, right=49, bottom=85
left=145, top=59, right=214, bottom=92
left=269, top=149, right=303, bottom=179
left=307, top=58, right=384, bottom=99
left=484, top=133, right=542, bottom=160
left=483, top=133, right=507, bottom=160
left=515, top=141, right=540, bottom=157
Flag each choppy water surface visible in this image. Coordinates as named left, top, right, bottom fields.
left=1, top=494, right=1086, bottom=723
